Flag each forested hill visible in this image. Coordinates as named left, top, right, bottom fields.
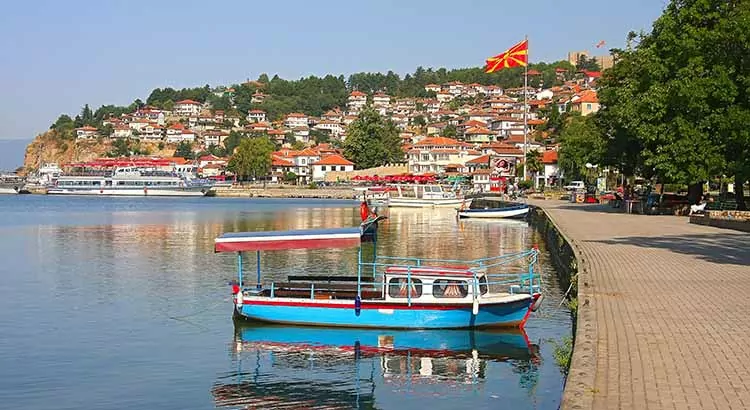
left=50, top=61, right=575, bottom=132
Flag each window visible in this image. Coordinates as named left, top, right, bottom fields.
left=388, top=278, right=423, bottom=298
left=301, top=159, right=306, bottom=165
left=586, top=104, right=592, bottom=110
left=339, top=166, right=346, bottom=171
left=479, top=276, right=489, bottom=295
left=321, top=166, right=326, bottom=171
left=433, top=279, right=468, bottom=298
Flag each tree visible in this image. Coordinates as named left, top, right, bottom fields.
left=228, top=137, right=274, bottom=184
left=443, top=124, right=457, bottom=138
left=342, top=107, right=403, bottom=169
left=310, top=129, right=331, bottom=145
left=597, top=0, right=749, bottom=206
left=107, top=138, right=131, bottom=157
left=558, top=115, right=606, bottom=180
left=576, top=55, right=601, bottom=72
left=412, top=115, right=426, bottom=128
left=526, top=150, right=543, bottom=180
left=174, top=141, right=194, bottom=159
left=97, top=123, right=114, bottom=138
left=207, top=144, right=227, bottom=157
left=223, top=131, right=243, bottom=154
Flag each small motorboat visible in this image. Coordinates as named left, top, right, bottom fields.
left=457, top=203, right=530, bottom=219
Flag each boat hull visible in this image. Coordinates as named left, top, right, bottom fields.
left=46, top=187, right=211, bottom=197
left=458, top=206, right=530, bottom=219
left=235, top=296, right=533, bottom=329
left=0, top=186, right=20, bottom=195
left=388, top=198, right=470, bottom=208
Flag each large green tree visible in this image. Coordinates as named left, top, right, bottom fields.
left=228, top=137, right=274, bottom=183
left=558, top=115, right=606, bottom=180
left=342, top=107, right=403, bottom=169
left=598, top=0, right=749, bottom=207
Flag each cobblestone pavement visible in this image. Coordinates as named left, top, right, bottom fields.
left=532, top=201, right=750, bottom=410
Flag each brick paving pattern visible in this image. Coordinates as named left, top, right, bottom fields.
left=532, top=201, right=750, bottom=410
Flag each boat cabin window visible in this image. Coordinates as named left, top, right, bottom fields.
left=388, top=278, right=423, bottom=298
left=432, top=279, right=468, bottom=298
left=479, top=276, right=489, bottom=295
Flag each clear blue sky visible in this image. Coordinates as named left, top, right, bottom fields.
left=0, top=0, right=666, bottom=142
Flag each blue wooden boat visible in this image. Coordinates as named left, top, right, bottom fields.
left=215, top=207, right=543, bottom=329
left=457, top=203, right=530, bottom=219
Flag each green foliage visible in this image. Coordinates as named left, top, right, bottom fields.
left=223, top=131, right=243, bottom=154
left=551, top=336, right=573, bottom=375
left=97, top=123, right=114, bottom=138
left=283, top=172, right=298, bottom=182
left=207, top=144, right=227, bottom=157
left=518, top=180, right=533, bottom=190
left=50, top=115, right=75, bottom=140
left=157, top=142, right=165, bottom=151
left=290, top=140, right=306, bottom=150
left=443, top=124, right=457, bottom=138
left=310, top=129, right=331, bottom=145
left=107, top=138, right=131, bottom=157
left=526, top=150, right=543, bottom=175
left=174, top=141, right=194, bottom=159
left=597, top=0, right=750, bottom=208
left=576, top=55, right=601, bottom=72
left=228, top=137, right=275, bottom=182
left=558, top=116, right=606, bottom=179
left=146, top=85, right=212, bottom=108
left=342, top=107, right=403, bottom=169
left=412, top=115, right=426, bottom=128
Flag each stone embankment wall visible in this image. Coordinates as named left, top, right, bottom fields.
left=213, top=186, right=356, bottom=199
left=690, top=210, right=750, bottom=232
left=324, top=163, right=409, bottom=182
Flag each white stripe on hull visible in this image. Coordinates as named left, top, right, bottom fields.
left=388, top=198, right=470, bottom=208
left=458, top=207, right=529, bottom=218
left=46, top=188, right=208, bottom=197
left=0, top=187, right=19, bottom=195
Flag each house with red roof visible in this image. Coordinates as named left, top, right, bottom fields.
left=538, top=149, right=562, bottom=188
left=75, top=125, right=99, bottom=139
left=173, top=99, right=202, bottom=117
left=140, top=123, right=164, bottom=140
left=284, top=112, right=309, bottom=129
left=203, top=130, right=229, bottom=147
left=464, top=126, right=497, bottom=143
left=347, top=91, right=367, bottom=114
left=112, top=124, right=133, bottom=139
left=311, top=154, right=355, bottom=181
left=569, top=90, right=600, bottom=116
left=246, top=109, right=267, bottom=123
left=407, top=136, right=482, bottom=175
left=273, top=148, right=321, bottom=182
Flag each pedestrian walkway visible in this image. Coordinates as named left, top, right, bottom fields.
left=532, top=201, right=750, bottom=410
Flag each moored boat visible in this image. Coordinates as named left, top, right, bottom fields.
left=458, top=203, right=530, bottom=219
left=387, top=184, right=471, bottom=208
left=215, top=205, right=543, bottom=329
left=48, top=166, right=214, bottom=197
left=0, top=174, right=25, bottom=194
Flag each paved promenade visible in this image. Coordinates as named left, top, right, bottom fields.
left=532, top=201, right=750, bottom=410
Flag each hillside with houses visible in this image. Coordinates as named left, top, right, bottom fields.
left=23, top=62, right=605, bottom=190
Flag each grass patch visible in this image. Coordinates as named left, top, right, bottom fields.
left=551, top=336, right=574, bottom=375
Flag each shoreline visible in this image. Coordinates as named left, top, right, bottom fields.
left=212, top=186, right=357, bottom=200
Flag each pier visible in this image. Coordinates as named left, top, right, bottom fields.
left=533, top=200, right=750, bottom=410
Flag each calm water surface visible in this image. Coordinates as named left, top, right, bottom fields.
left=0, top=196, right=571, bottom=409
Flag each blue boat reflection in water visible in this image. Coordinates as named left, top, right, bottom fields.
left=212, top=323, right=541, bottom=409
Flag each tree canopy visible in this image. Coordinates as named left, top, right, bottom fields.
left=342, top=107, right=403, bottom=169
left=596, top=0, right=750, bottom=207
left=228, top=137, right=275, bottom=182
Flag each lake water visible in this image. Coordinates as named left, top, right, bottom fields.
left=0, top=196, right=571, bottom=409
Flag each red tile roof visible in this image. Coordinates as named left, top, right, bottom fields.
left=312, top=154, right=354, bottom=166
left=272, top=156, right=295, bottom=167
left=466, top=155, right=491, bottom=164
left=413, top=137, right=460, bottom=147
left=175, top=99, right=201, bottom=105
left=542, top=150, right=558, bottom=164
left=350, top=91, right=366, bottom=97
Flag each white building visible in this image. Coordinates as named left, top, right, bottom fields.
left=173, top=99, right=202, bottom=117
left=75, top=125, right=98, bottom=139
left=284, top=113, right=309, bottom=129
left=347, top=91, right=367, bottom=114
left=311, top=154, right=355, bottom=181
left=314, top=120, right=344, bottom=137
left=246, top=109, right=266, bottom=123
left=112, top=125, right=133, bottom=139
left=407, top=136, right=480, bottom=174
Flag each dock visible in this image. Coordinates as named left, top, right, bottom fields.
left=532, top=200, right=750, bottom=410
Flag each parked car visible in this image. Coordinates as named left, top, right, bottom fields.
left=564, top=181, right=585, bottom=191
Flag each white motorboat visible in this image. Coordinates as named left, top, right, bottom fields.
left=387, top=184, right=470, bottom=208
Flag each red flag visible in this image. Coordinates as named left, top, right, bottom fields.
left=485, top=40, right=528, bottom=73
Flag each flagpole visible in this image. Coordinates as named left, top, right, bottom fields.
left=523, top=34, right=528, bottom=182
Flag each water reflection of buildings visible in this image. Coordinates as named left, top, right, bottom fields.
left=212, top=324, right=541, bottom=409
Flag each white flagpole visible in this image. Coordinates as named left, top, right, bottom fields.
left=523, top=35, right=529, bottom=181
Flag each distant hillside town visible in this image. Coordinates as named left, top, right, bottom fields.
left=29, top=54, right=607, bottom=191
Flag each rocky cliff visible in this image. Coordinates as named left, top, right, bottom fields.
left=22, top=131, right=178, bottom=175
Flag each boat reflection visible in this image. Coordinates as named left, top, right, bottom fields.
left=212, top=323, right=540, bottom=409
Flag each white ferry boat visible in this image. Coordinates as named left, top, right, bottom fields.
left=0, top=174, right=25, bottom=194
left=48, top=167, right=214, bottom=197
left=387, top=184, right=471, bottom=208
